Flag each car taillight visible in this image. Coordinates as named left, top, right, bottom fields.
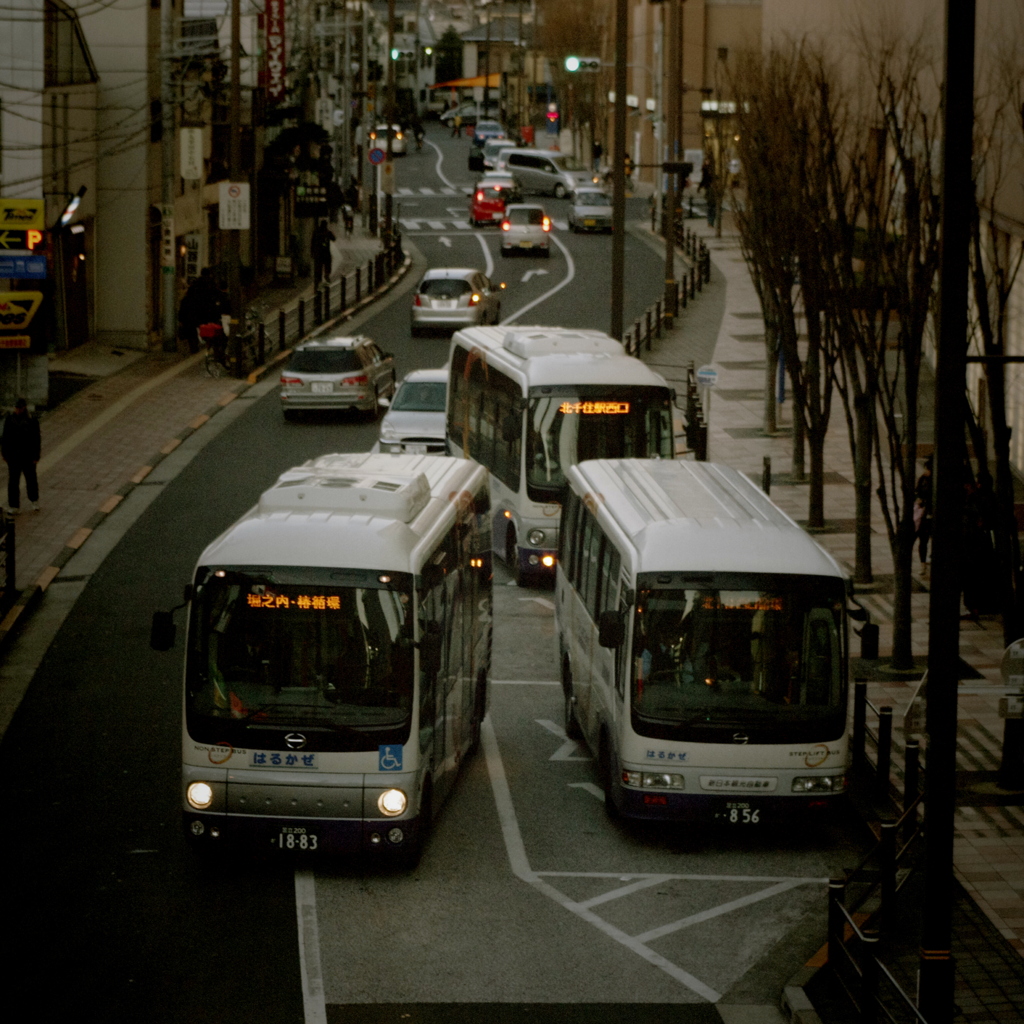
left=341, top=375, right=369, bottom=385
left=542, top=217, right=551, bottom=232
left=469, top=293, right=480, bottom=306
left=501, top=221, right=510, bottom=231
left=475, top=191, right=484, bottom=202
left=280, top=376, right=302, bottom=384
left=395, top=131, right=403, bottom=139
left=414, top=294, right=422, bottom=306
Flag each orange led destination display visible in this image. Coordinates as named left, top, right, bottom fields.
left=247, top=593, right=341, bottom=610
left=558, top=401, right=630, bottom=415
left=701, top=596, right=784, bottom=612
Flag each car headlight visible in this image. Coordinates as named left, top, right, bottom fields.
left=187, top=781, right=214, bottom=809
left=527, top=528, right=546, bottom=546
left=792, top=774, right=846, bottom=793
left=378, top=788, right=407, bottom=816
left=379, top=423, right=397, bottom=440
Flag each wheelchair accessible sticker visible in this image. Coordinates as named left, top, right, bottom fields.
left=379, top=745, right=403, bottom=771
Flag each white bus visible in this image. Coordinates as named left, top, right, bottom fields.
left=151, top=452, right=492, bottom=864
left=556, top=459, right=850, bottom=825
left=446, top=325, right=675, bottom=585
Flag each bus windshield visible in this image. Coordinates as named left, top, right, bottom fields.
left=527, top=385, right=673, bottom=501
left=186, top=571, right=414, bottom=749
left=631, top=578, right=846, bottom=743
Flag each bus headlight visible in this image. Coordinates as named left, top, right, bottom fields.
left=792, top=774, right=846, bottom=793
left=527, top=529, right=546, bottom=546
left=378, top=789, right=408, bottom=816
left=187, top=781, right=214, bottom=809
left=622, top=771, right=685, bottom=790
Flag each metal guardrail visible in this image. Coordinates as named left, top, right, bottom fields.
left=222, top=236, right=405, bottom=378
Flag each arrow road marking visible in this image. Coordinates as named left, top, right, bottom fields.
left=568, top=782, right=605, bottom=801
left=521, top=269, right=549, bottom=283
left=438, top=236, right=452, bottom=247
left=518, top=596, right=554, bottom=610
left=536, top=718, right=592, bottom=761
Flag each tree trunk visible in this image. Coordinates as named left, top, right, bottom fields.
left=791, top=405, right=806, bottom=481
left=890, top=519, right=916, bottom=670
left=764, top=326, right=778, bottom=434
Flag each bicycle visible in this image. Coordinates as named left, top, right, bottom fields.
left=198, top=322, right=230, bottom=377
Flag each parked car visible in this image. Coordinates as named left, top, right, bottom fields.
left=494, top=148, right=598, bottom=197
left=482, top=137, right=517, bottom=170
left=472, top=119, right=507, bottom=145
left=279, top=335, right=396, bottom=420
left=500, top=203, right=552, bottom=257
left=411, top=268, right=503, bottom=334
left=377, top=368, right=449, bottom=454
left=470, top=176, right=522, bottom=226
left=440, top=103, right=479, bottom=127
left=568, top=187, right=613, bottom=233
left=368, top=123, right=406, bottom=155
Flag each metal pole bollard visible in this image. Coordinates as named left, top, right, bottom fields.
left=324, top=284, right=331, bottom=320
left=876, top=706, right=893, bottom=798
left=860, top=933, right=881, bottom=1024
left=355, top=267, right=362, bottom=302
left=298, top=298, right=305, bottom=338
left=696, top=256, right=704, bottom=292
left=633, top=322, right=642, bottom=356
left=853, top=681, right=868, bottom=768
left=827, top=876, right=846, bottom=966
left=904, top=738, right=920, bottom=825
left=655, top=299, right=663, bottom=338
left=860, top=622, right=879, bottom=660
left=6, top=514, right=15, bottom=593
left=645, top=310, right=652, bottom=351
left=879, top=818, right=897, bottom=927
left=762, top=455, right=771, bottom=495
left=258, top=322, right=265, bottom=366
left=314, top=289, right=322, bottom=325
left=704, top=250, right=712, bottom=283
left=341, top=275, right=347, bottom=312
left=278, top=309, right=285, bottom=351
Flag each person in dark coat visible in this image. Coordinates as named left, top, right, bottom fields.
left=913, top=455, right=933, bottom=575
left=311, top=220, right=336, bottom=288
left=178, top=268, right=226, bottom=354
left=2, top=397, right=41, bottom=513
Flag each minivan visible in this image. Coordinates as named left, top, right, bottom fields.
left=495, top=148, right=598, bottom=197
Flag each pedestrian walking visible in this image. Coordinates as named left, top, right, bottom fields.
left=311, top=219, right=335, bottom=288
left=452, top=113, right=463, bottom=138
left=2, top=397, right=41, bottom=514
left=913, top=455, right=933, bottom=576
left=592, top=140, right=603, bottom=173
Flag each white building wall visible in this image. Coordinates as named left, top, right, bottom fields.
left=0, top=0, right=45, bottom=197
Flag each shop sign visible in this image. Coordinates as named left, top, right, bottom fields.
left=180, top=128, right=204, bottom=180
left=264, top=0, right=287, bottom=103
left=0, top=291, right=44, bottom=330
left=0, top=199, right=45, bottom=231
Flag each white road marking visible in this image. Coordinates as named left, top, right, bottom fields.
left=295, top=870, right=327, bottom=1024
left=491, top=679, right=559, bottom=685
left=474, top=232, right=495, bottom=277
left=568, top=781, right=606, bottom=801
left=427, top=220, right=446, bottom=230
left=576, top=875, right=675, bottom=910
left=521, top=269, right=549, bottom=283
left=535, top=718, right=592, bottom=761
left=501, top=232, right=576, bottom=325
left=438, top=236, right=452, bottom=247
left=518, top=595, right=554, bottom=609
left=418, top=187, right=436, bottom=195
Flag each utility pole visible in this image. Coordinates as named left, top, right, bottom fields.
left=484, top=3, right=492, bottom=119
left=383, top=0, right=395, bottom=239
left=159, top=0, right=177, bottom=351
left=609, top=0, right=627, bottom=340
left=662, top=0, right=680, bottom=324
left=919, top=2, right=975, bottom=1021
left=227, top=0, right=242, bottom=318
left=341, top=0, right=351, bottom=190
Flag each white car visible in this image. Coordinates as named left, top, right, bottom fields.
left=568, top=187, right=613, bottom=233
left=368, top=124, right=406, bottom=155
left=377, top=368, right=449, bottom=454
left=411, top=267, right=503, bottom=334
left=500, top=204, right=552, bottom=257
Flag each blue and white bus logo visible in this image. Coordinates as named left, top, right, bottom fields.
left=379, top=745, right=403, bottom=771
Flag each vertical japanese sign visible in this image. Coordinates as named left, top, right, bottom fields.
left=264, top=0, right=287, bottom=104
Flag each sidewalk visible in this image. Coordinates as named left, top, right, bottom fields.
left=0, top=225, right=407, bottom=736
left=647, top=214, right=1024, bottom=1019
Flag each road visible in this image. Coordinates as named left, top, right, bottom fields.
left=0, top=125, right=866, bottom=1023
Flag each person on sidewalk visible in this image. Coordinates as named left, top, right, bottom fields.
left=451, top=113, right=463, bottom=139
left=178, top=268, right=226, bottom=354
left=2, top=398, right=41, bottom=514
left=311, top=220, right=336, bottom=288
left=913, top=455, right=933, bottom=576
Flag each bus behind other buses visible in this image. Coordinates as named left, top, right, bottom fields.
left=447, top=326, right=674, bottom=585
left=556, top=459, right=850, bottom=826
left=153, top=453, right=491, bottom=864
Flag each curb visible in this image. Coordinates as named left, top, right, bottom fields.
left=0, top=252, right=413, bottom=657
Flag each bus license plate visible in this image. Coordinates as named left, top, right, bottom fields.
left=275, top=827, right=319, bottom=851
left=716, top=803, right=762, bottom=825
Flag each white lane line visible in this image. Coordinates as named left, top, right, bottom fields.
left=474, top=232, right=495, bottom=278
left=518, top=595, right=554, bottom=609
left=426, top=139, right=459, bottom=192
left=501, top=231, right=576, bottom=325
left=577, top=875, right=675, bottom=911
left=295, top=870, right=327, bottom=1024
left=632, top=879, right=806, bottom=944
left=491, top=679, right=559, bottom=685
left=535, top=718, right=592, bottom=761
left=568, top=781, right=606, bottom=801
left=481, top=717, right=722, bottom=1002
left=535, top=871, right=830, bottom=883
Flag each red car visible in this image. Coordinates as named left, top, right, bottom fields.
left=469, top=176, right=522, bottom=227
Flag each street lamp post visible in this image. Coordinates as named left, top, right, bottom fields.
left=609, top=0, right=627, bottom=341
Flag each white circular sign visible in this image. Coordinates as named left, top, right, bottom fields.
left=696, top=364, right=719, bottom=388
left=1000, top=640, right=1024, bottom=691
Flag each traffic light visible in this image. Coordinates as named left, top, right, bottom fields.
left=564, top=56, right=600, bottom=73
left=390, top=48, right=414, bottom=60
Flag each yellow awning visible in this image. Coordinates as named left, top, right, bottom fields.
left=430, top=73, right=501, bottom=89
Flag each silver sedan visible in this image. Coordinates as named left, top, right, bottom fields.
left=411, top=268, right=503, bottom=335
left=568, top=187, right=613, bottom=233
left=377, top=367, right=448, bottom=454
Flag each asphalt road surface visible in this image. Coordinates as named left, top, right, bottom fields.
left=0, top=124, right=867, bottom=1024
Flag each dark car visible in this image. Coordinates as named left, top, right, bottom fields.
left=472, top=119, right=507, bottom=146
left=468, top=143, right=485, bottom=173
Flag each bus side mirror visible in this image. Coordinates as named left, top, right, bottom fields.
left=420, top=631, right=442, bottom=675
left=150, top=610, right=177, bottom=651
left=598, top=610, right=625, bottom=649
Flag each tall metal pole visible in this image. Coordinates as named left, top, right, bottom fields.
left=159, top=0, right=177, bottom=351
left=662, top=0, right=680, bottom=324
left=919, top=2, right=975, bottom=1020
left=609, top=0, right=627, bottom=340
left=484, top=3, right=492, bottom=119
left=227, top=0, right=242, bottom=318
left=383, top=0, right=395, bottom=239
